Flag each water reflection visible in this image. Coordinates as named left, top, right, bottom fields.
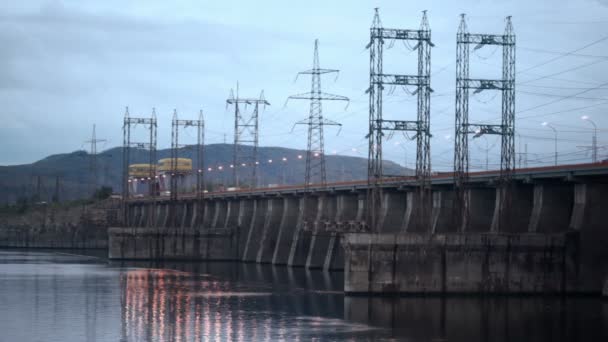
left=346, top=296, right=608, bottom=342
left=1, top=250, right=607, bottom=342
left=116, top=262, right=372, bottom=341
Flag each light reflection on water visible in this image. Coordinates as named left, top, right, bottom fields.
left=0, top=250, right=607, bottom=341
left=117, top=267, right=382, bottom=341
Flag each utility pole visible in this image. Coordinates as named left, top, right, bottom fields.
left=226, top=84, right=270, bottom=189
left=473, top=136, right=494, bottom=171
left=541, top=122, right=558, bottom=166
left=286, top=39, right=349, bottom=187
left=367, top=9, right=433, bottom=232
left=85, top=124, right=106, bottom=195
left=483, top=139, right=490, bottom=170
left=524, top=143, right=528, bottom=168
left=516, top=133, right=523, bottom=169
left=454, top=14, right=515, bottom=232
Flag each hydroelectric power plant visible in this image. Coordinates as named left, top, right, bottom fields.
left=2, top=4, right=608, bottom=341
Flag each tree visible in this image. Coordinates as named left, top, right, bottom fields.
left=93, top=186, right=113, bottom=200
left=16, top=196, right=29, bottom=214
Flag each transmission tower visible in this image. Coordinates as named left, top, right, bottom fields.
left=286, top=39, right=349, bottom=187
left=454, top=14, right=515, bottom=231
left=367, top=9, right=434, bottom=232
left=34, top=175, right=44, bottom=202
left=226, top=85, right=269, bottom=188
left=85, top=124, right=106, bottom=194
left=170, top=109, right=205, bottom=202
left=122, top=107, right=157, bottom=223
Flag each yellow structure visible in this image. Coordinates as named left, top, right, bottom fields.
left=128, top=164, right=154, bottom=178
left=157, top=158, right=193, bottom=173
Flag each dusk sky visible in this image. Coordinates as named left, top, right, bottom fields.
left=1, top=0, right=607, bottom=171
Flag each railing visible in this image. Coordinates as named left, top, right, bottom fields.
left=127, top=161, right=608, bottom=202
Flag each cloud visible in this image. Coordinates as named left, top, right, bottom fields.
left=0, top=0, right=607, bottom=168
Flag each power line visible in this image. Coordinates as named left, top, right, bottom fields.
left=518, top=89, right=608, bottom=101
left=518, top=84, right=608, bottom=90
left=517, top=81, right=608, bottom=114
left=478, top=57, right=603, bottom=86
left=518, top=35, right=608, bottom=74
left=519, top=58, right=607, bottom=85
left=519, top=46, right=608, bottom=59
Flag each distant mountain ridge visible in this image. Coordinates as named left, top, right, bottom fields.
left=0, top=144, right=412, bottom=204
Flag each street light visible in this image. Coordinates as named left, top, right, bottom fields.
left=516, top=132, right=524, bottom=169
left=581, top=115, right=598, bottom=163
left=541, top=122, right=558, bottom=166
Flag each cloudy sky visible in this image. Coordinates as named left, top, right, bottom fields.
left=1, top=0, right=607, bottom=171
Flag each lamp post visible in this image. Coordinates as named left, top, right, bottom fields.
left=473, top=135, right=491, bottom=170
left=516, top=132, right=524, bottom=169
left=581, top=115, right=598, bottom=163
left=541, top=122, right=558, bottom=166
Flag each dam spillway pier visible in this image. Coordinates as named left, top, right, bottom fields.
left=109, top=162, right=608, bottom=295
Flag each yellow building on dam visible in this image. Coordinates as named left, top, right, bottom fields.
left=127, top=158, right=194, bottom=196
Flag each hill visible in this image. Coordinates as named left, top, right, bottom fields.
left=0, top=144, right=412, bottom=204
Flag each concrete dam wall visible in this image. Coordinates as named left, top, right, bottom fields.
left=109, top=193, right=360, bottom=270
left=344, top=182, right=608, bottom=295
left=109, top=164, right=608, bottom=294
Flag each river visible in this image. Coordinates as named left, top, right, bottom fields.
left=0, top=249, right=606, bottom=341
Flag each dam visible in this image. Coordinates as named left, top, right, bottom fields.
left=109, top=162, right=608, bottom=295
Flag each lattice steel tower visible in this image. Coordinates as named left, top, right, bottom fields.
left=122, top=107, right=157, bottom=223
left=170, top=109, right=205, bottom=202
left=454, top=14, right=515, bottom=231
left=85, top=124, right=106, bottom=194
left=367, top=9, right=433, bottom=232
left=287, top=39, right=349, bottom=187
left=227, top=85, right=269, bottom=188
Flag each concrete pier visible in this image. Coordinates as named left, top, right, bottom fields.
left=272, top=197, right=300, bottom=265
left=343, top=233, right=574, bottom=294
left=288, top=196, right=317, bottom=267
left=343, top=178, right=608, bottom=294
left=107, top=163, right=608, bottom=295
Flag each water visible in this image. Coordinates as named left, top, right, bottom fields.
left=0, top=249, right=606, bottom=342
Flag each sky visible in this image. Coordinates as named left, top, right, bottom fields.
left=1, top=0, right=608, bottom=171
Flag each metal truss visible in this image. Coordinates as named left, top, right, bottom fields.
left=122, top=107, right=157, bottom=224
left=170, top=110, right=205, bottom=202
left=367, top=8, right=433, bottom=232
left=454, top=14, right=515, bottom=232
left=227, top=86, right=270, bottom=188
left=287, top=39, right=349, bottom=187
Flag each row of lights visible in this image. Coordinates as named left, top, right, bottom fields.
left=128, top=152, right=327, bottom=182
left=203, top=153, right=313, bottom=172
left=127, top=147, right=368, bottom=183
